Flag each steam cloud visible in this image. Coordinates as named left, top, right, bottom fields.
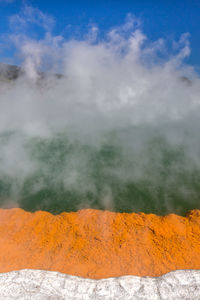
left=0, top=7, right=200, bottom=214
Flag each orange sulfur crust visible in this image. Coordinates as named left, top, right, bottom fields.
left=0, top=208, right=200, bottom=279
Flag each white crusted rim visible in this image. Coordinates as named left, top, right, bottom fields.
left=0, top=269, right=200, bottom=299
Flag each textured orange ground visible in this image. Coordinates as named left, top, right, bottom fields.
left=0, top=208, right=200, bottom=279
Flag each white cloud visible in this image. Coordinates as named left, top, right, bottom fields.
left=9, top=5, right=55, bottom=32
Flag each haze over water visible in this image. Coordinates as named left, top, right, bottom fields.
left=0, top=7, right=200, bottom=215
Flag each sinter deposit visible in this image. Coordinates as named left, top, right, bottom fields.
left=0, top=208, right=200, bottom=279
left=0, top=269, right=200, bottom=299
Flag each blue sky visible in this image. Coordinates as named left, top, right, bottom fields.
left=0, top=0, right=200, bottom=70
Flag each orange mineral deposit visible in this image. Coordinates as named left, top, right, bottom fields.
left=0, top=208, right=200, bottom=279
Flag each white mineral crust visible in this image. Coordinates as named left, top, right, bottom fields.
left=0, top=269, right=199, bottom=299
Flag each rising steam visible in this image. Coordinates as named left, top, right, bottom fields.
left=0, top=8, right=200, bottom=214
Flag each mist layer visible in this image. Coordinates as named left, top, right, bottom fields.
left=0, top=14, right=200, bottom=214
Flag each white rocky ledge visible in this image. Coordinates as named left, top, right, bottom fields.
left=0, top=269, right=199, bottom=299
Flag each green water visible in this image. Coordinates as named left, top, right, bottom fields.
left=0, top=129, right=200, bottom=215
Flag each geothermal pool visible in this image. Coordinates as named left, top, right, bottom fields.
left=1, top=20, right=200, bottom=217
left=0, top=127, right=200, bottom=215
